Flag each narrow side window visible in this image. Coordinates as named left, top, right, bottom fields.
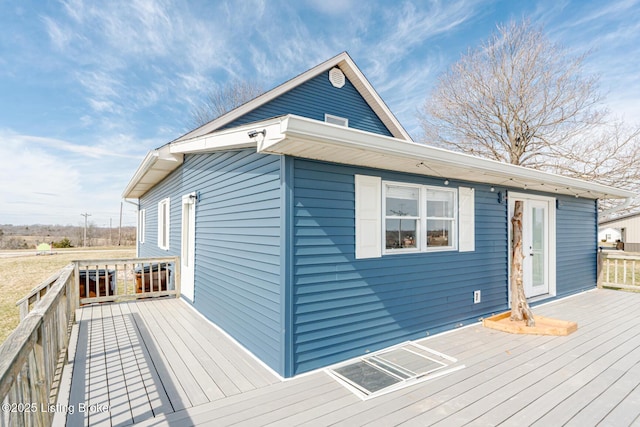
left=138, top=209, right=146, bottom=244
left=157, top=198, right=170, bottom=250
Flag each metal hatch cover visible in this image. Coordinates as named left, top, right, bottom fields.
left=327, top=342, right=464, bottom=400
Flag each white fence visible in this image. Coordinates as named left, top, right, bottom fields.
left=600, top=253, right=640, bottom=290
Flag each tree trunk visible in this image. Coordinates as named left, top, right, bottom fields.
left=510, top=200, right=536, bottom=326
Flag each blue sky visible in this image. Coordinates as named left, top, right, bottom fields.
left=1, top=0, right=639, bottom=227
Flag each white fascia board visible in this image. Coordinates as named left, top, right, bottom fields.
left=170, top=117, right=285, bottom=154
left=260, top=115, right=634, bottom=200
left=121, top=146, right=183, bottom=199
left=337, top=55, right=412, bottom=141
left=122, top=150, right=160, bottom=199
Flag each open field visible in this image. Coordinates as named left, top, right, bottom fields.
left=0, top=246, right=135, bottom=344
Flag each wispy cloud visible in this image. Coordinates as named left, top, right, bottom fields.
left=0, top=129, right=142, bottom=225
left=1, top=0, right=637, bottom=225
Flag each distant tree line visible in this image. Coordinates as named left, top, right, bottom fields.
left=0, top=224, right=136, bottom=249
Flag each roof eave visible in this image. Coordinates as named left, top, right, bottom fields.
left=258, top=115, right=633, bottom=200
left=121, top=147, right=183, bottom=199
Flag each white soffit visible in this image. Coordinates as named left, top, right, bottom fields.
left=122, top=148, right=183, bottom=199
left=258, top=115, right=633, bottom=200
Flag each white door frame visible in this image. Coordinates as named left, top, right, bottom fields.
left=508, top=192, right=556, bottom=301
left=181, top=193, right=196, bottom=302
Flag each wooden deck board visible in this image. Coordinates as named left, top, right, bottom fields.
left=117, top=301, right=175, bottom=416
left=153, top=298, right=255, bottom=394
left=62, top=289, right=640, bottom=426
left=316, top=290, right=636, bottom=427
left=164, top=298, right=278, bottom=389
left=421, top=294, right=640, bottom=426
left=134, top=300, right=224, bottom=404
left=598, top=368, right=640, bottom=426
left=133, top=371, right=336, bottom=427
left=108, top=303, right=155, bottom=425
left=470, top=294, right=640, bottom=427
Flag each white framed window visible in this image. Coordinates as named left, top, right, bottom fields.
left=138, top=209, right=146, bottom=244
left=425, top=188, right=456, bottom=250
left=325, top=114, right=348, bottom=127
left=384, top=184, right=420, bottom=251
left=355, top=175, right=475, bottom=258
left=383, top=182, right=457, bottom=253
left=158, top=198, right=170, bottom=250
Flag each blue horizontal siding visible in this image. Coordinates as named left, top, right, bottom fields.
left=224, top=71, right=393, bottom=136
left=555, top=196, right=597, bottom=296
left=182, top=150, right=283, bottom=373
left=290, top=159, right=508, bottom=375
left=138, top=167, right=183, bottom=258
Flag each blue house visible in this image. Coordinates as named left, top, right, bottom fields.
left=123, top=52, right=633, bottom=378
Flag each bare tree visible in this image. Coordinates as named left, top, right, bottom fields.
left=510, top=201, right=535, bottom=326
left=188, top=80, right=264, bottom=129
left=419, top=20, right=640, bottom=215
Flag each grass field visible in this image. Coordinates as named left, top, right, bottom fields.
left=0, top=246, right=135, bottom=345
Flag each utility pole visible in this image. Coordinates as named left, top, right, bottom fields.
left=118, top=201, right=123, bottom=246
left=109, top=218, right=112, bottom=246
left=81, top=212, right=91, bottom=247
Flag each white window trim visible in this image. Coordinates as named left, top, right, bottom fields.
left=158, top=198, right=170, bottom=250
left=325, top=114, right=348, bottom=127
left=382, top=181, right=458, bottom=255
left=138, top=209, right=146, bottom=244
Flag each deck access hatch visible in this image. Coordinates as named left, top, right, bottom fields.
left=327, top=342, right=463, bottom=399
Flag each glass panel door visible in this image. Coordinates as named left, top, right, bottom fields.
left=524, top=201, right=549, bottom=297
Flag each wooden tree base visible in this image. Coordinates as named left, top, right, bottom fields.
left=483, top=312, right=577, bottom=336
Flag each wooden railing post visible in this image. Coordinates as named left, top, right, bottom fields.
left=174, top=256, right=181, bottom=298
left=597, top=248, right=603, bottom=288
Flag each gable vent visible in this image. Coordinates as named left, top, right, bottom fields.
left=329, top=67, right=345, bottom=88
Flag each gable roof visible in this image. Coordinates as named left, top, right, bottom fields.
left=173, top=52, right=412, bottom=143
left=122, top=54, right=634, bottom=207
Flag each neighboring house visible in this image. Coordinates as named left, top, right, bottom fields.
left=122, top=52, right=634, bottom=378
left=598, top=227, right=621, bottom=244
left=599, top=212, right=640, bottom=251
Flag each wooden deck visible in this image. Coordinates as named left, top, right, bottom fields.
left=59, top=289, right=640, bottom=426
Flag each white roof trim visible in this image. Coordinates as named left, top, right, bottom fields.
left=257, top=115, right=633, bottom=200
left=123, top=114, right=634, bottom=201
left=173, top=52, right=412, bottom=143
left=170, top=117, right=285, bottom=154
left=122, top=146, right=183, bottom=199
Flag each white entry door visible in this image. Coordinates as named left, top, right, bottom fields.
left=523, top=200, right=549, bottom=297
left=181, top=193, right=196, bottom=302
left=509, top=193, right=556, bottom=299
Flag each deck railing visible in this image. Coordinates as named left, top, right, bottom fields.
left=1, top=256, right=179, bottom=427
left=601, top=252, right=640, bottom=290
left=74, top=257, right=180, bottom=306
left=0, top=264, right=75, bottom=427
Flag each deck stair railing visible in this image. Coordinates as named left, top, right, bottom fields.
left=0, top=256, right=179, bottom=427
